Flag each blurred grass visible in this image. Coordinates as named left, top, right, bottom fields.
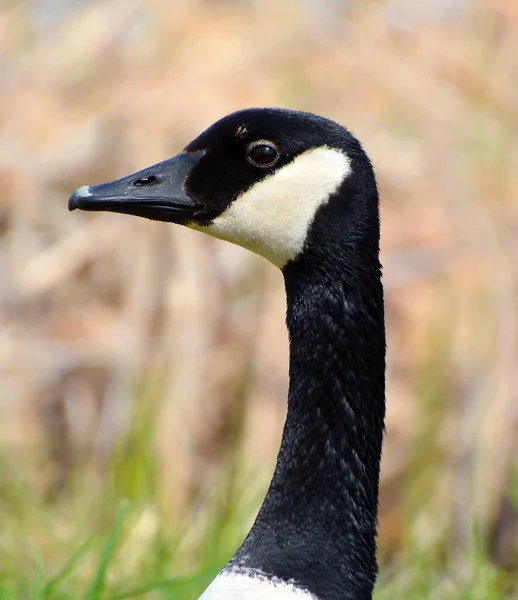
left=0, top=441, right=516, bottom=599
left=1, top=0, right=518, bottom=598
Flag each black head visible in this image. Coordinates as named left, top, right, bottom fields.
left=69, top=108, right=379, bottom=267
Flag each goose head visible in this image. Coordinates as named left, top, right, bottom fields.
left=68, top=108, right=384, bottom=600
left=69, top=108, right=378, bottom=268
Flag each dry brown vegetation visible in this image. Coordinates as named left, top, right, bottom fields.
left=1, top=0, right=518, bottom=572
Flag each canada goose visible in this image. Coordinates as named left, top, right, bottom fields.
left=69, top=108, right=385, bottom=600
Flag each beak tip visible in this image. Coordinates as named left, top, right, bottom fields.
left=68, top=185, right=91, bottom=211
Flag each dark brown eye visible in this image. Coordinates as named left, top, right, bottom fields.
left=247, top=142, right=279, bottom=167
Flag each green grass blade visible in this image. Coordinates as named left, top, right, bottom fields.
left=32, top=560, right=46, bottom=600
left=106, top=578, right=178, bottom=599
left=106, top=565, right=220, bottom=600
left=83, top=501, right=130, bottom=600
left=44, top=539, right=93, bottom=596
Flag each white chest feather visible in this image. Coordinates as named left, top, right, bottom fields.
left=190, top=146, right=351, bottom=268
left=198, top=570, right=318, bottom=600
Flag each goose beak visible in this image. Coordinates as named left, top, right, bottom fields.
left=68, top=151, right=205, bottom=223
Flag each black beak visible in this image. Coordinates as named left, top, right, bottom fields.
left=68, top=151, right=205, bottom=223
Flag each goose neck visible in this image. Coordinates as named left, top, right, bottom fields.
left=230, top=253, right=385, bottom=600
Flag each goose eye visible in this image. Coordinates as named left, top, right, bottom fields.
left=247, top=143, right=279, bottom=168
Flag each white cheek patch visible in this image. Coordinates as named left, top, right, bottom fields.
left=189, top=146, right=351, bottom=268
left=199, top=570, right=317, bottom=600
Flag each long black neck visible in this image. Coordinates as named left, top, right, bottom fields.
left=229, top=232, right=386, bottom=600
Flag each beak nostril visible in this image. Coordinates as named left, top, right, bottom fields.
left=134, top=175, right=157, bottom=187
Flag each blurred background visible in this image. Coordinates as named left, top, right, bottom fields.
left=1, top=0, right=517, bottom=598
